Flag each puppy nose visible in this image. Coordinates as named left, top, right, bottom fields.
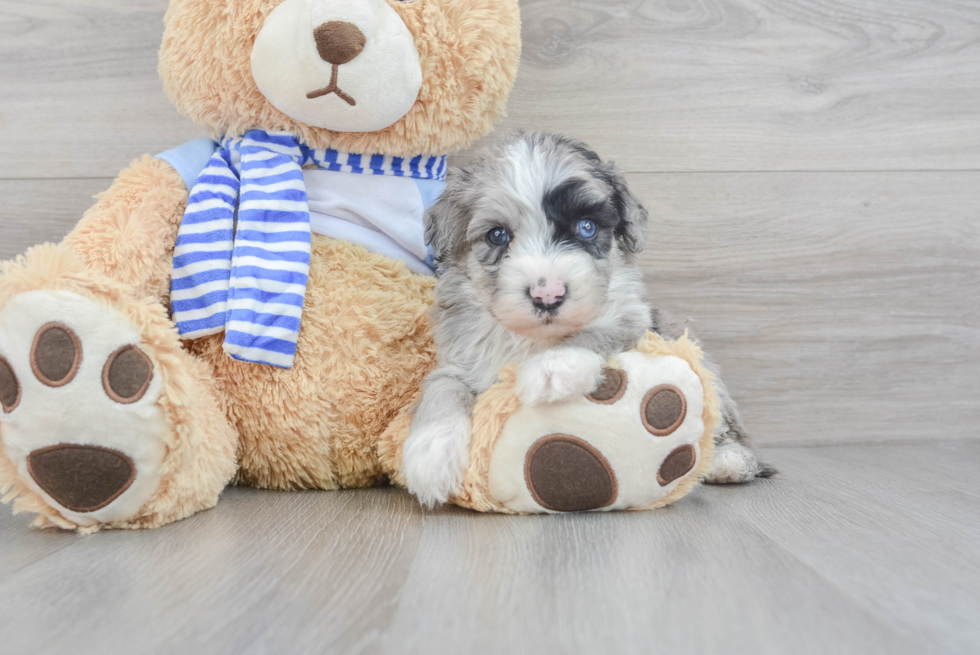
left=530, top=278, right=566, bottom=310
left=313, top=21, right=366, bottom=65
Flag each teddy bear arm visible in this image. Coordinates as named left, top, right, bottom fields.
left=62, top=156, right=189, bottom=303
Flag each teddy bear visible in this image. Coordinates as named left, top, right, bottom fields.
left=0, top=0, right=720, bottom=532
left=0, top=0, right=522, bottom=532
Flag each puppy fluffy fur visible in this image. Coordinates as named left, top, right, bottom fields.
left=403, top=132, right=774, bottom=506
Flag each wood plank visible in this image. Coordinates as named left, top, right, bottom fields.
left=2, top=0, right=980, bottom=179
left=630, top=171, right=980, bottom=446
left=2, top=444, right=976, bottom=654
left=0, top=0, right=202, bottom=180
left=373, top=482, right=911, bottom=655
left=723, top=441, right=980, bottom=654
left=495, top=0, right=980, bottom=172
left=0, top=505, right=79, bottom=578
left=0, top=487, right=427, bottom=654
left=0, top=179, right=112, bottom=260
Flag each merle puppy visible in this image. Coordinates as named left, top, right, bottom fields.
left=403, top=131, right=773, bottom=507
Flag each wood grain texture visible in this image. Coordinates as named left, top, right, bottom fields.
left=730, top=442, right=980, bottom=655
left=631, top=171, right=980, bottom=445
left=0, top=0, right=200, bottom=180
left=2, top=1, right=980, bottom=178
left=1, top=443, right=978, bottom=654
left=494, top=0, right=980, bottom=172
left=0, top=179, right=112, bottom=260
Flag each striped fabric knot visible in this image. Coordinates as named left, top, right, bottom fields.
left=171, top=130, right=311, bottom=369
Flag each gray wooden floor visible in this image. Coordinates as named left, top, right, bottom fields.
left=1, top=1, right=979, bottom=653
left=1, top=442, right=978, bottom=655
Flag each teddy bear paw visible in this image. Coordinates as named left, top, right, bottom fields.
left=487, top=352, right=710, bottom=513
left=0, top=290, right=169, bottom=528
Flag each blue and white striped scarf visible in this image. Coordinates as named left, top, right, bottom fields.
left=170, top=130, right=448, bottom=369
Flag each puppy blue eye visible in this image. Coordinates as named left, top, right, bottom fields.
left=577, top=219, right=597, bottom=239
left=487, top=227, right=512, bottom=247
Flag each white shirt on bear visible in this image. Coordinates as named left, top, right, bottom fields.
left=305, top=168, right=443, bottom=276
left=157, top=138, right=443, bottom=277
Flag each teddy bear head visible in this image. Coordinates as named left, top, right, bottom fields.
left=159, top=0, right=522, bottom=156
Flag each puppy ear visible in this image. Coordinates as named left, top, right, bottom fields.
left=604, top=164, right=649, bottom=254
left=425, top=169, right=474, bottom=265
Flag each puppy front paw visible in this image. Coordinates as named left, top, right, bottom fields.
left=516, top=348, right=605, bottom=405
left=402, top=414, right=472, bottom=508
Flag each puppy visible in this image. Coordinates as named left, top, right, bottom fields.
left=403, top=132, right=774, bottom=507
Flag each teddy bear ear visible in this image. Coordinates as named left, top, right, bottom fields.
left=424, top=168, right=476, bottom=266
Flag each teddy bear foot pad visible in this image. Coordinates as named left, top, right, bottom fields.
left=488, top=352, right=710, bottom=513
left=0, top=290, right=168, bottom=527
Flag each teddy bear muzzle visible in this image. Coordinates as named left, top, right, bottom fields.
left=306, top=21, right=367, bottom=105
left=251, top=0, right=423, bottom=132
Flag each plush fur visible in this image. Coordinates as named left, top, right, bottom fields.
left=187, top=237, right=436, bottom=491
left=160, top=0, right=522, bottom=156
left=0, top=0, right=520, bottom=531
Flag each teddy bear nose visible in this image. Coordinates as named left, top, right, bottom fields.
left=313, top=21, right=367, bottom=66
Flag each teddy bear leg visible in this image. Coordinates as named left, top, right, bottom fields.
left=0, top=159, right=239, bottom=531
left=0, top=246, right=239, bottom=531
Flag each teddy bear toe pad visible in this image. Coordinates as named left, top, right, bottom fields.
left=489, top=353, right=707, bottom=513
left=27, top=444, right=136, bottom=513
left=0, top=291, right=167, bottom=526
left=0, top=355, right=21, bottom=413
left=525, top=434, right=618, bottom=512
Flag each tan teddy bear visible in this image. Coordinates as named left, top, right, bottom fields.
left=0, top=0, right=521, bottom=531
left=0, top=0, right=720, bottom=532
